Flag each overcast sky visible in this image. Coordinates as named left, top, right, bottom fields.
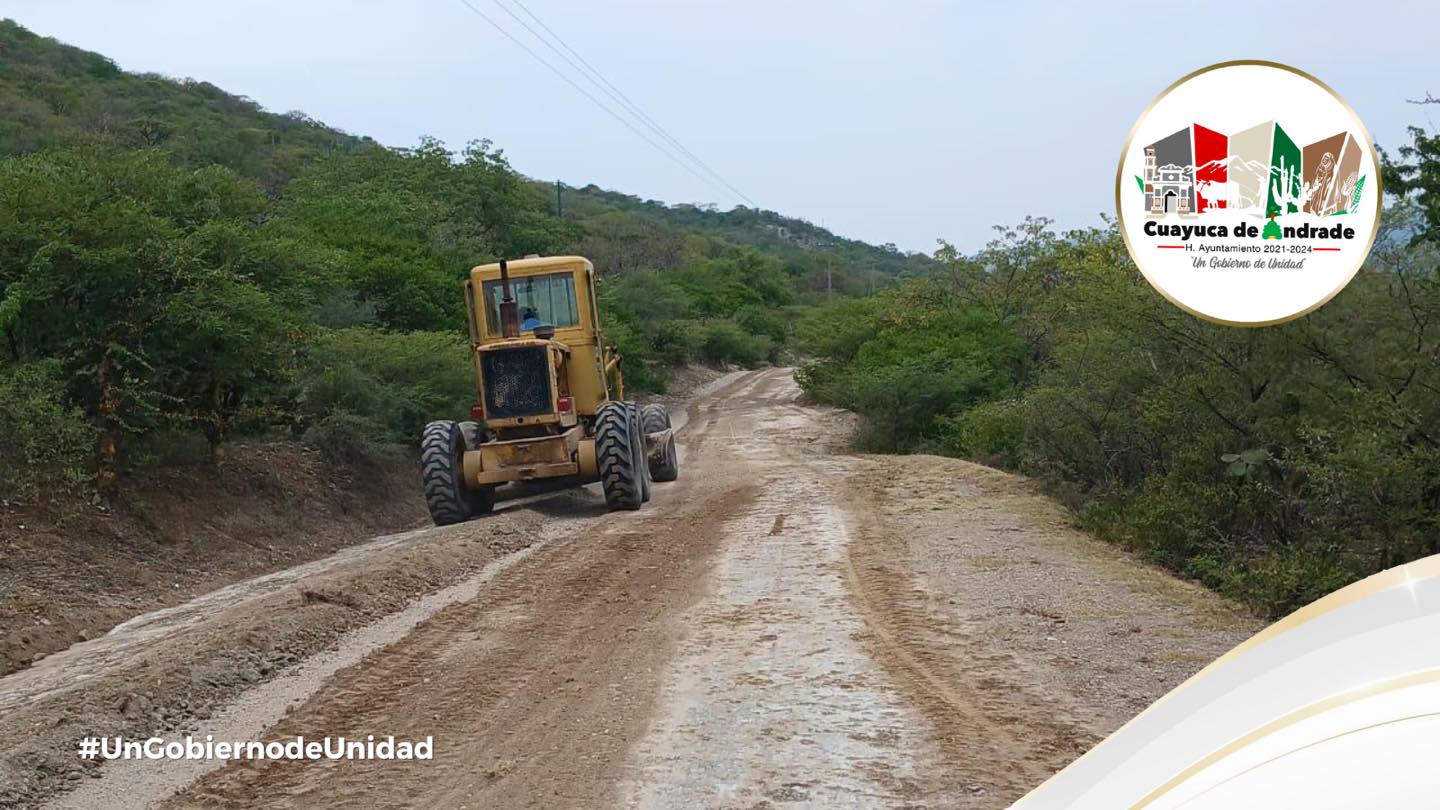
left=1, top=1, right=1435, bottom=253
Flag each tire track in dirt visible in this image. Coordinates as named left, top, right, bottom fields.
left=161, top=372, right=779, bottom=809
left=48, top=530, right=566, bottom=810
left=843, top=516, right=1088, bottom=804
left=169, top=486, right=758, bottom=809
left=5, top=505, right=560, bottom=809
left=841, top=457, right=1258, bottom=808
left=619, top=398, right=947, bottom=807
left=8, top=372, right=756, bottom=809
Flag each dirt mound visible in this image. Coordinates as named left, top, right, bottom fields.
left=0, top=442, right=426, bottom=677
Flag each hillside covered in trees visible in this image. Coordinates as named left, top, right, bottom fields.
left=0, top=19, right=928, bottom=497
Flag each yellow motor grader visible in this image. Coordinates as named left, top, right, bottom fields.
left=420, top=255, right=679, bottom=525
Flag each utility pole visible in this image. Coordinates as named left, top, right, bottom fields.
left=817, top=240, right=836, bottom=302
left=555, top=180, right=563, bottom=218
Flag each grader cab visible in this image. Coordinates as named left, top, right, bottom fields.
left=420, top=255, right=679, bottom=525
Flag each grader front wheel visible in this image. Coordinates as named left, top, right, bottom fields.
left=420, top=420, right=493, bottom=526
left=595, top=401, right=645, bottom=511
left=420, top=420, right=469, bottom=526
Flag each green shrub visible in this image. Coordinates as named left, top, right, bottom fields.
left=302, top=411, right=399, bottom=467
left=0, top=361, right=94, bottom=497
left=646, top=319, right=702, bottom=367
left=295, top=327, right=474, bottom=452
left=697, top=320, right=773, bottom=366
left=943, top=397, right=1023, bottom=464
left=602, top=270, right=692, bottom=323
left=1186, top=548, right=1356, bottom=618
left=732, top=305, right=788, bottom=349
left=602, top=318, right=668, bottom=394
left=793, top=359, right=848, bottom=405
left=799, top=306, right=1023, bottom=453
left=794, top=297, right=881, bottom=361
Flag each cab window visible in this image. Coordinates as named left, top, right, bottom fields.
left=483, top=272, right=579, bottom=335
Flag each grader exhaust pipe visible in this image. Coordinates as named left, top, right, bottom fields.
left=498, top=259, right=520, bottom=339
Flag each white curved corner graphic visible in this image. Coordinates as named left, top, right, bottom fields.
left=1014, top=555, right=1440, bottom=809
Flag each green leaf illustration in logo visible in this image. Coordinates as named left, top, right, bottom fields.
left=1135, top=175, right=1146, bottom=193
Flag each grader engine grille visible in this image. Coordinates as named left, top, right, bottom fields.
left=482, top=346, right=552, bottom=419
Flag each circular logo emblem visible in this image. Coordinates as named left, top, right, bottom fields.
left=1116, top=61, right=1381, bottom=326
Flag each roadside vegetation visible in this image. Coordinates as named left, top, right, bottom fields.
left=799, top=127, right=1440, bottom=617
left=0, top=20, right=927, bottom=498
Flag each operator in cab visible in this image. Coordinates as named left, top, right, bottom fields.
left=520, top=306, right=549, bottom=332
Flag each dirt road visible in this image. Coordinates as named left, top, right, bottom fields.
left=3, top=368, right=1257, bottom=809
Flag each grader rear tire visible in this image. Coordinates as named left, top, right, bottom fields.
left=640, top=403, right=679, bottom=483
left=595, top=401, right=643, bottom=511
left=421, top=420, right=474, bottom=526
left=640, top=403, right=670, bottom=433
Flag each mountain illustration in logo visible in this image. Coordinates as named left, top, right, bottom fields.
left=1137, top=123, right=1364, bottom=219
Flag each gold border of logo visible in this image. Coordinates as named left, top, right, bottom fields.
left=1114, top=60, right=1384, bottom=327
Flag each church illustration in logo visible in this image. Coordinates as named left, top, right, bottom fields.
left=1137, top=123, right=1365, bottom=219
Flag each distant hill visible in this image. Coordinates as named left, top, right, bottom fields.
left=0, top=18, right=933, bottom=293
left=0, top=19, right=375, bottom=191
left=558, top=185, right=933, bottom=296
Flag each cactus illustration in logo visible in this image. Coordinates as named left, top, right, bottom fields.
left=1350, top=175, right=1366, bottom=214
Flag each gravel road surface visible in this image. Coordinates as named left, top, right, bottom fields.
left=0, top=368, right=1257, bottom=809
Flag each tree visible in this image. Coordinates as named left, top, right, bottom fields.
left=1382, top=123, right=1440, bottom=242
left=0, top=148, right=298, bottom=487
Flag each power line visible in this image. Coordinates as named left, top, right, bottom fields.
left=501, top=0, right=757, bottom=208
left=508, top=0, right=754, bottom=206
left=453, top=0, right=730, bottom=200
